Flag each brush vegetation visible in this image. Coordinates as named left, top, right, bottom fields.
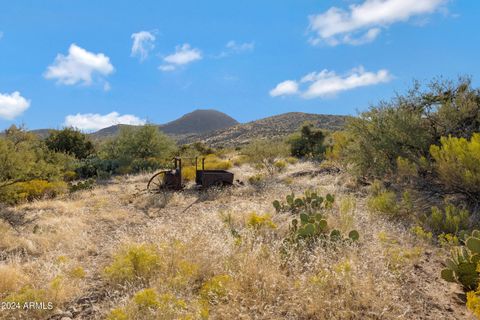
left=1, top=77, right=480, bottom=319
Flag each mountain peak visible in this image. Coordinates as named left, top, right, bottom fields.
left=159, top=109, right=238, bottom=135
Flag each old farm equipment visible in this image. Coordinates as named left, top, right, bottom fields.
left=147, top=157, right=183, bottom=191
left=147, top=157, right=234, bottom=192
left=195, top=157, right=234, bottom=188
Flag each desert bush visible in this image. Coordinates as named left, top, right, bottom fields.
left=344, top=78, right=480, bottom=179
left=69, top=178, right=96, bottom=193
left=325, top=131, right=351, bottom=163
left=181, top=155, right=232, bottom=182
left=200, top=274, right=231, bottom=305
left=247, top=173, right=266, bottom=188
left=101, top=125, right=175, bottom=174
left=75, top=156, right=120, bottom=179
left=45, top=127, right=95, bottom=159
left=104, top=243, right=161, bottom=285
left=246, top=212, right=276, bottom=230
left=430, top=133, right=480, bottom=198
left=288, top=124, right=326, bottom=160
left=182, top=166, right=196, bottom=182
left=467, top=290, right=480, bottom=319
left=241, top=139, right=289, bottom=175
left=285, top=156, right=298, bottom=165
left=106, top=288, right=189, bottom=320
left=0, top=180, right=68, bottom=205
left=177, top=142, right=215, bottom=158
left=419, top=204, right=471, bottom=236
left=201, top=154, right=232, bottom=170
left=410, top=226, right=433, bottom=242
left=0, top=126, right=75, bottom=195
left=367, top=190, right=413, bottom=219
left=273, top=160, right=287, bottom=172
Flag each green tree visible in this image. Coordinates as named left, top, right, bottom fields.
left=101, top=125, right=175, bottom=173
left=45, top=127, right=95, bottom=159
left=0, top=125, right=73, bottom=189
left=344, top=77, right=480, bottom=178
left=288, top=124, right=326, bottom=160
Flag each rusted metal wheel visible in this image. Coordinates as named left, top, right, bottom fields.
left=147, top=171, right=168, bottom=192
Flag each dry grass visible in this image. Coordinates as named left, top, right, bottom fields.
left=0, top=161, right=474, bottom=319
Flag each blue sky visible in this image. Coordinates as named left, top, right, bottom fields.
left=0, top=0, right=479, bottom=131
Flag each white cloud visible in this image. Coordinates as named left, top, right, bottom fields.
left=216, top=40, right=255, bottom=58
left=0, top=91, right=31, bottom=120
left=131, top=31, right=156, bottom=61
left=270, top=66, right=392, bottom=99
left=308, top=0, right=446, bottom=46
left=226, top=40, right=255, bottom=53
left=159, top=43, right=202, bottom=71
left=44, top=44, right=114, bottom=86
left=269, top=80, right=299, bottom=97
left=64, top=112, right=146, bottom=131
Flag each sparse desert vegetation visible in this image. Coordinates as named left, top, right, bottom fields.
left=1, top=78, right=480, bottom=319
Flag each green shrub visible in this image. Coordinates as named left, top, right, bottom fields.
left=367, top=190, right=413, bottom=218
left=273, top=160, right=287, bottom=172
left=75, top=156, right=120, bottom=179
left=247, top=174, right=266, bottom=187
left=246, top=212, right=276, bottom=230
left=100, top=125, right=176, bottom=174
left=344, top=78, right=480, bottom=178
left=367, top=191, right=399, bottom=216
left=0, top=180, right=68, bottom=205
left=325, top=131, right=351, bottom=163
left=420, top=204, right=470, bottom=236
left=69, top=179, right=96, bottom=193
left=288, top=124, right=326, bottom=160
left=430, top=133, right=480, bottom=197
left=0, top=126, right=75, bottom=199
left=104, top=243, right=161, bottom=285
left=107, top=288, right=188, bottom=320
left=241, top=139, right=289, bottom=175
left=200, top=275, right=231, bottom=304
left=45, top=127, right=95, bottom=159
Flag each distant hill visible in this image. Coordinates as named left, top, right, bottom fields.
left=14, top=110, right=348, bottom=147
left=90, top=109, right=238, bottom=139
left=159, top=109, right=238, bottom=134
left=185, top=112, right=349, bottom=147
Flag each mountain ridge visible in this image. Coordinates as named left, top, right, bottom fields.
left=15, top=109, right=349, bottom=146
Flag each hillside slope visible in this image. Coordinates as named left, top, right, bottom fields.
left=189, top=112, right=349, bottom=147
left=159, top=109, right=238, bottom=134
left=90, top=109, right=238, bottom=140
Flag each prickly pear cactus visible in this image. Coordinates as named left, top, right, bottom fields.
left=274, top=190, right=359, bottom=244
left=441, top=230, right=480, bottom=291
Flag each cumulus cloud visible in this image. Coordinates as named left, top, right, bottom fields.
left=44, top=44, right=114, bottom=86
left=308, top=0, right=446, bottom=46
left=64, top=112, right=146, bottom=131
left=269, top=80, right=299, bottom=97
left=270, top=66, right=392, bottom=99
left=131, top=31, right=156, bottom=61
left=0, top=91, right=31, bottom=120
left=159, top=43, right=202, bottom=71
